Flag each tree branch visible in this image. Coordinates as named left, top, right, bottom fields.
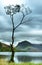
left=22, top=17, right=32, bottom=24
left=14, top=16, right=32, bottom=30
left=14, top=11, right=25, bottom=30
left=14, top=7, right=32, bottom=30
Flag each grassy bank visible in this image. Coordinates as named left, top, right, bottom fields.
left=0, top=59, right=42, bottom=65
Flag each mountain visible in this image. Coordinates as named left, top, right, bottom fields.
left=16, top=41, right=31, bottom=49
left=0, top=40, right=42, bottom=52
left=32, top=44, right=42, bottom=50
left=0, top=42, right=11, bottom=51
left=16, top=40, right=42, bottom=52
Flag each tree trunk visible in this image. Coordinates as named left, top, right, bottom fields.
left=10, top=45, right=15, bottom=62
left=10, top=15, right=14, bottom=62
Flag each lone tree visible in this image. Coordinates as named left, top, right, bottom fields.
left=4, top=4, right=32, bottom=62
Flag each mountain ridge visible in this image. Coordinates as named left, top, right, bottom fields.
left=0, top=40, right=42, bottom=52
left=16, top=40, right=42, bottom=52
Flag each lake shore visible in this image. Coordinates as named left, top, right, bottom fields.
left=0, top=52, right=42, bottom=63
left=0, top=59, right=42, bottom=65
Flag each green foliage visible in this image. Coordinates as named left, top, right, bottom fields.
left=0, top=59, right=42, bottom=65
left=9, top=62, right=42, bottom=65
left=0, top=46, right=11, bottom=52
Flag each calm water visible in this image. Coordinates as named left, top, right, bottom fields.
left=0, top=52, right=42, bottom=63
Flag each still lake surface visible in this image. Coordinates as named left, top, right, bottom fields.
left=0, top=52, right=42, bottom=63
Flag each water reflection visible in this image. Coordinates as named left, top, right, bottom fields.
left=0, top=52, right=42, bottom=63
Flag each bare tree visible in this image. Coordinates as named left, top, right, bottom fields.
left=4, top=4, right=32, bottom=62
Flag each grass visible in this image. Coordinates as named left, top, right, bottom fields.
left=0, top=59, right=42, bottom=65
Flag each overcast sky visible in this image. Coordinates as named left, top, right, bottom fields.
left=0, top=0, right=42, bottom=46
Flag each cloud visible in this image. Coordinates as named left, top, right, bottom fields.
left=0, top=14, right=42, bottom=45
left=28, top=0, right=42, bottom=14
left=0, top=0, right=42, bottom=45
left=0, top=16, right=11, bottom=32
left=14, top=14, right=42, bottom=44
left=0, top=31, right=12, bottom=42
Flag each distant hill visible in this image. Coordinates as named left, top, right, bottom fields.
left=0, top=42, right=11, bottom=52
left=16, top=40, right=42, bottom=52
left=0, top=40, right=42, bottom=52
left=16, top=41, right=32, bottom=49
left=32, top=44, right=42, bottom=50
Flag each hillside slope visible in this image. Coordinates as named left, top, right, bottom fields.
left=16, top=40, right=42, bottom=52
left=0, top=42, right=11, bottom=51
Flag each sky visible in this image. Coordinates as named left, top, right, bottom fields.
left=0, top=0, right=42, bottom=46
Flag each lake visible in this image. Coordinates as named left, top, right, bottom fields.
left=0, top=52, right=42, bottom=63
